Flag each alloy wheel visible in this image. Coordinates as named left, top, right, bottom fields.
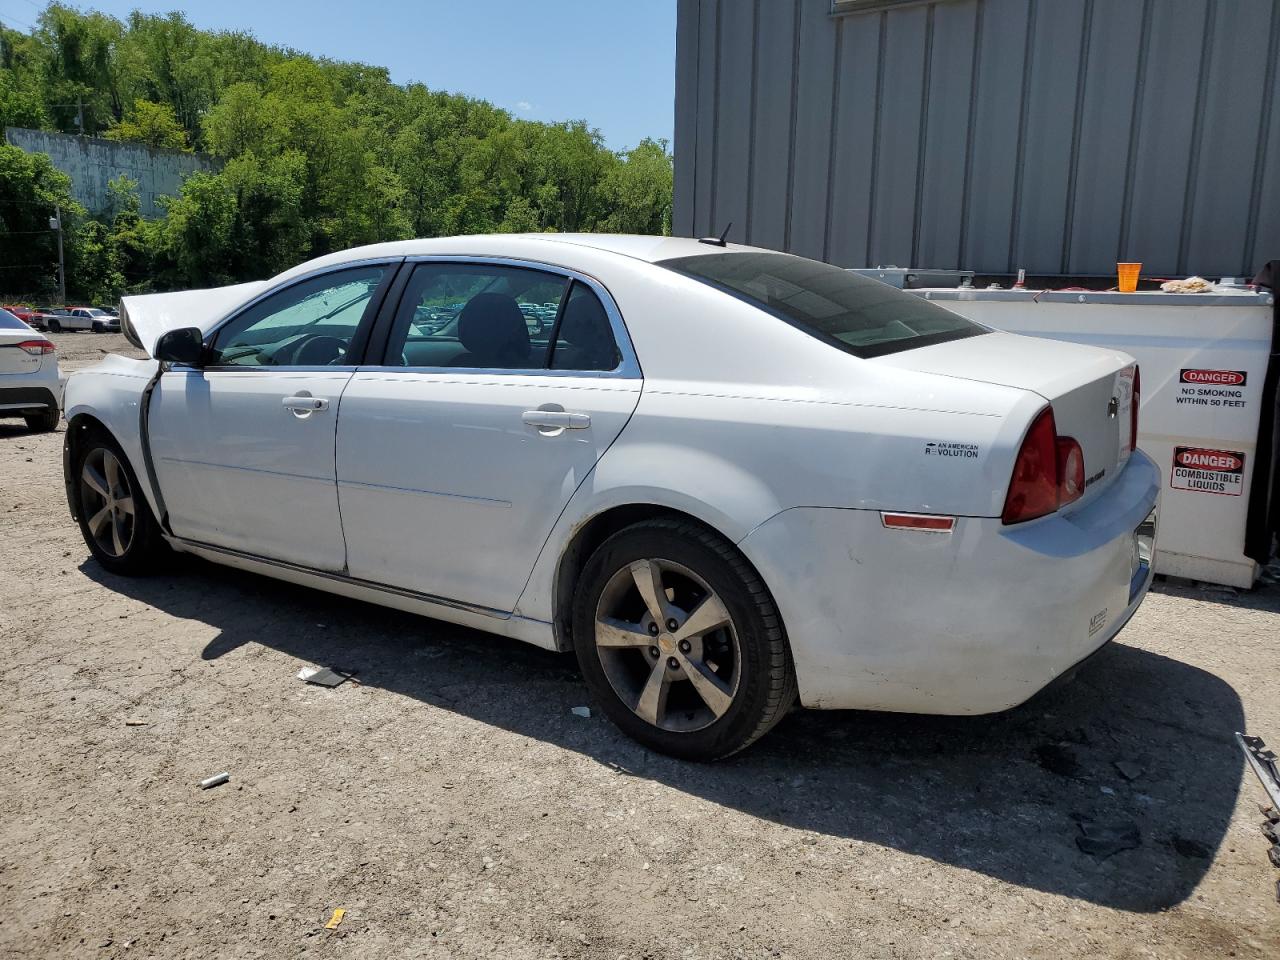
left=593, top=558, right=741, bottom=733
left=80, top=447, right=136, bottom=558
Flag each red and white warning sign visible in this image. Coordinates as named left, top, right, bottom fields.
left=1170, top=446, right=1246, bottom=496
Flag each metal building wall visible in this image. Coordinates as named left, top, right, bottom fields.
left=673, top=0, right=1280, bottom=278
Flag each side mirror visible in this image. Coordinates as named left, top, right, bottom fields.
left=154, top=327, right=205, bottom=366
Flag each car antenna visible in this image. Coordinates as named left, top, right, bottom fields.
left=698, top=222, right=733, bottom=247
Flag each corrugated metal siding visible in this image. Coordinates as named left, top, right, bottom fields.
left=673, top=0, right=1280, bottom=277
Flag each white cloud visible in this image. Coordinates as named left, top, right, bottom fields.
left=516, top=101, right=534, bottom=112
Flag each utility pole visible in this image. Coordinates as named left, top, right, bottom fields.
left=76, top=95, right=85, bottom=136
left=50, top=208, right=66, bottom=305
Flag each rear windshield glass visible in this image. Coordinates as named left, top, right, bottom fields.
left=659, top=251, right=987, bottom=358
left=0, top=309, right=27, bottom=330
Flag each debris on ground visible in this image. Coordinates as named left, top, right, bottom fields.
left=570, top=706, right=591, bottom=718
left=1075, top=818, right=1141, bottom=858
left=324, top=908, right=346, bottom=930
left=199, top=772, right=231, bottom=790
left=1113, top=760, right=1143, bottom=781
left=297, top=666, right=355, bottom=688
left=124, top=719, right=149, bottom=727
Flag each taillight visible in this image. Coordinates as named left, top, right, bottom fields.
left=17, top=339, right=55, bottom=356
left=1056, top=437, right=1085, bottom=506
left=1129, top=365, right=1140, bottom=452
left=1002, top=406, right=1087, bottom=524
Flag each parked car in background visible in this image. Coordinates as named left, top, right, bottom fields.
left=35, top=308, right=76, bottom=332
left=69, top=307, right=120, bottom=333
left=0, top=307, right=60, bottom=431
left=2, top=305, right=39, bottom=327
left=61, top=234, right=1158, bottom=760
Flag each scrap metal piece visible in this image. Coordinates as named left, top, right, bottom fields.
left=199, top=772, right=230, bottom=790
left=1236, top=733, right=1280, bottom=811
left=298, top=666, right=355, bottom=688
left=1076, top=819, right=1141, bottom=859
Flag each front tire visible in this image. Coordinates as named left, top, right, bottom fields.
left=72, top=431, right=167, bottom=574
left=572, top=518, right=797, bottom=761
left=24, top=408, right=59, bottom=432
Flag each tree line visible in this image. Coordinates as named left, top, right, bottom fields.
left=0, top=4, right=673, bottom=303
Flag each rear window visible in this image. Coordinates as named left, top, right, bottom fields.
left=659, top=251, right=987, bottom=358
left=0, top=308, right=28, bottom=330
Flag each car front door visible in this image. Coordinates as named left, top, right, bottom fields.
left=336, top=259, right=642, bottom=613
left=148, top=261, right=398, bottom=570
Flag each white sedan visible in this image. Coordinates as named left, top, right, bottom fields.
left=0, top=307, right=60, bottom=431
left=61, top=235, right=1159, bottom=760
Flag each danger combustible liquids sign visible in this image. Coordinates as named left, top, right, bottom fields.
left=1170, top=446, right=1246, bottom=496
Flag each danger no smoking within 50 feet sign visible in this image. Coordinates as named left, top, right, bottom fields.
left=1170, top=446, right=1247, bottom=496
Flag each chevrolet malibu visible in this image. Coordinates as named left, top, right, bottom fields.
left=61, top=235, right=1158, bottom=760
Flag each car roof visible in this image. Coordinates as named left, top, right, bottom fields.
left=275, top=234, right=776, bottom=280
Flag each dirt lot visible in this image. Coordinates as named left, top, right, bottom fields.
left=1, top=331, right=1278, bottom=958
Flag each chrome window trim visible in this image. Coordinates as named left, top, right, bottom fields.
left=389, top=254, right=643, bottom=380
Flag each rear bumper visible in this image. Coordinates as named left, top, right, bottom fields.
left=0, top=385, right=59, bottom=416
left=738, top=450, right=1161, bottom=714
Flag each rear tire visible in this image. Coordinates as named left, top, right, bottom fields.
left=24, top=408, right=59, bottom=432
left=572, top=518, right=797, bottom=761
left=72, top=430, right=167, bottom=575
left=48, top=319, right=61, bottom=333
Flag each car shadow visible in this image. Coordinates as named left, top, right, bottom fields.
left=80, top=556, right=1251, bottom=913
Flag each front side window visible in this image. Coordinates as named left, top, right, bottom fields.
left=385, top=263, right=622, bottom=373
left=659, top=252, right=987, bottom=359
left=209, top=265, right=387, bottom=367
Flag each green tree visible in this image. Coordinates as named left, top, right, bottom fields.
left=104, top=99, right=191, bottom=150
left=0, top=143, right=80, bottom=298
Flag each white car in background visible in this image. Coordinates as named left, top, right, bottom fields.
left=0, top=307, right=60, bottom=432
left=60, top=235, right=1158, bottom=760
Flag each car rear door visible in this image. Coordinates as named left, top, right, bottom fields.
left=147, top=261, right=399, bottom=570
left=336, top=258, right=642, bottom=613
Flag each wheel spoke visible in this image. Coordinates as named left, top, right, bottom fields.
left=634, top=658, right=671, bottom=726
left=81, top=462, right=109, bottom=498
left=104, top=452, right=121, bottom=494
left=673, top=593, right=731, bottom=643
left=115, top=496, right=135, bottom=516
left=88, top=504, right=112, bottom=536
left=111, top=514, right=126, bottom=556
left=675, top=651, right=734, bottom=718
left=596, top=617, right=653, bottom=648
left=630, top=559, right=674, bottom=624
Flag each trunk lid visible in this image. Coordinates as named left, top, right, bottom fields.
left=0, top=328, right=47, bottom=375
left=874, top=331, right=1137, bottom=502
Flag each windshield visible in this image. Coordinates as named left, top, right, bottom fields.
left=0, top=309, right=27, bottom=330
left=659, top=251, right=987, bottom=359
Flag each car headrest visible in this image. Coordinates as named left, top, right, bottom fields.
left=456, top=293, right=530, bottom=365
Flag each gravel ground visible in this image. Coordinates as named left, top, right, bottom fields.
left=1, top=332, right=1278, bottom=958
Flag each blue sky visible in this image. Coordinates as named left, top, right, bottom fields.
left=0, top=0, right=677, bottom=150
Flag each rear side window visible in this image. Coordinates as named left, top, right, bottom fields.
left=659, top=251, right=987, bottom=358
left=0, top=309, right=27, bottom=330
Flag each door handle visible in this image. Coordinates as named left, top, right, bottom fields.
left=522, top=410, right=591, bottom=431
left=283, top=395, right=329, bottom=413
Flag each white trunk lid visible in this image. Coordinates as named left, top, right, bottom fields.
left=0, top=329, right=45, bottom=375
left=874, top=331, right=1138, bottom=500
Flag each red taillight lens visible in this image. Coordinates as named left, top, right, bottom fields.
left=17, top=339, right=55, bottom=356
left=1129, top=365, right=1140, bottom=452
left=1056, top=437, right=1085, bottom=506
left=1002, top=407, right=1060, bottom=524
left=1002, top=406, right=1088, bottom=524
